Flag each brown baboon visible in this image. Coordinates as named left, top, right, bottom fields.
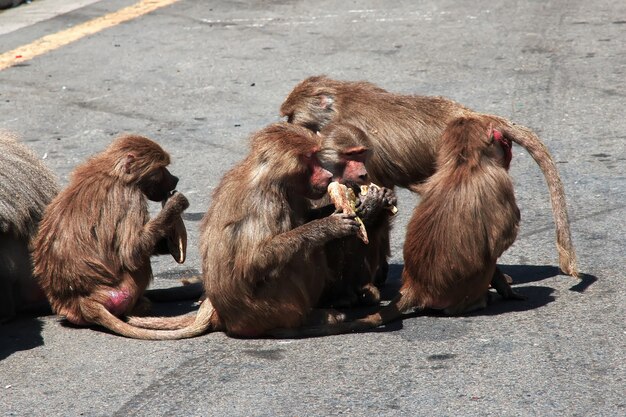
left=0, top=132, right=59, bottom=321
left=316, top=123, right=396, bottom=306
left=128, top=123, right=360, bottom=337
left=280, top=75, right=578, bottom=277
left=33, top=135, right=198, bottom=340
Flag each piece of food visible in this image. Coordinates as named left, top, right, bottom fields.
left=359, top=183, right=398, bottom=215
left=161, top=191, right=187, bottom=264
left=327, top=181, right=368, bottom=244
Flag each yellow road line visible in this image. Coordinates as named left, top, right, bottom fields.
left=0, top=0, right=181, bottom=71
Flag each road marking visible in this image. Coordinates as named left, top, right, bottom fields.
left=0, top=0, right=181, bottom=71
left=0, top=0, right=103, bottom=36
left=197, top=10, right=443, bottom=29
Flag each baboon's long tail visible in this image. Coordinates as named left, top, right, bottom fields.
left=82, top=298, right=214, bottom=340
left=500, top=122, right=579, bottom=278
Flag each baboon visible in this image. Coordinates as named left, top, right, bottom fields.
left=280, top=75, right=578, bottom=277
left=316, top=123, right=396, bottom=306
left=272, top=116, right=525, bottom=337
left=33, top=135, right=198, bottom=340
left=0, top=132, right=59, bottom=321
left=128, top=123, right=360, bottom=337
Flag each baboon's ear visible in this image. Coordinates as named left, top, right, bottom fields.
left=124, top=153, right=136, bottom=174
left=311, top=87, right=335, bottom=111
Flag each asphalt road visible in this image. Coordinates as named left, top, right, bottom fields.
left=0, top=1, right=624, bottom=416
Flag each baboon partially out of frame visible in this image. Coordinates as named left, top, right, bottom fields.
left=0, top=132, right=59, bottom=321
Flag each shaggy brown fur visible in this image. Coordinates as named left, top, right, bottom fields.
left=201, top=123, right=360, bottom=337
left=33, top=135, right=200, bottom=340
left=0, top=132, right=59, bottom=320
left=280, top=75, right=578, bottom=277
left=127, top=123, right=360, bottom=337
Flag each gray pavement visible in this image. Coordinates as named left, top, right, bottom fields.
left=0, top=0, right=624, bottom=416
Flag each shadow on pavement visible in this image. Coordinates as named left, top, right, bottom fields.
left=568, top=272, right=598, bottom=293
left=386, top=263, right=598, bottom=294
left=468, top=285, right=555, bottom=316
left=499, top=263, right=598, bottom=293
left=499, top=263, right=561, bottom=283
left=144, top=281, right=204, bottom=303
left=338, top=262, right=586, bottom=334
left=0, top=315, right=44, bottom=361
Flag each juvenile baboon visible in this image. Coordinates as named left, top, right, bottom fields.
left=33, top=135, right=197, bottom=340
left=316, top=123, right=396, bottom=306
